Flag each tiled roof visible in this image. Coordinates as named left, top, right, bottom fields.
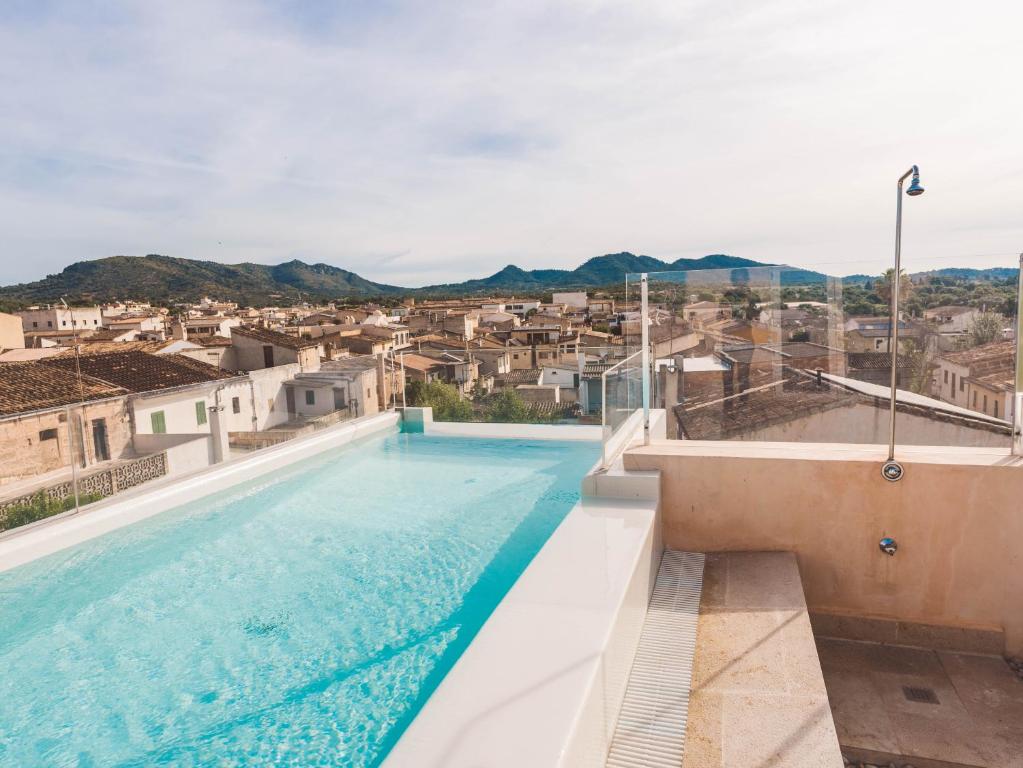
left=399, top=353, right=446, bottom=373
left=974, top=370, right=1013, bottom=391
left=718, top=346, right=784, bottom=365
left=939, top=341, right=1015, bottom=368
left=0, top=361, right=127, bottom=416
left=195, top=335, right=233, bottom=347
left=847, top=352, right=913, bottom=370
left=676, top=368, right=1009, bottom=440
left=42, top=350, right=236, bottom=394
left=80, top=329, right=131, bottom=342
left=525, top=401, right=581, bottom=419
left=232, top=325, right=320, bottom=350
left=51, top=340, right=170, bottom=356
left=495, top=368, right=542, bottom=386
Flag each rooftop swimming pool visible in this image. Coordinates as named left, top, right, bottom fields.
left=0, top=432, right=600, bottom=767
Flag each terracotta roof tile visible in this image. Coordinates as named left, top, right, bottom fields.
left=42, top=350, right=236, bottom=394
left=232, top=325, right=320, bottom=351
left=0, top=361, right=126, bottom=416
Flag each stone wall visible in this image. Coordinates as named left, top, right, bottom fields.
left=624, top=441, right=1023, bottom=655
left=0, top=399, right=132, bottom=486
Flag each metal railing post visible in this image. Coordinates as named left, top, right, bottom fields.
left=601, top=371, right=608, bottom=468
left=1013, top=253, right=1023, bottom=456
left=640, top=273, right=651, bottom=445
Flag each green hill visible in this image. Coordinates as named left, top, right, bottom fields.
left=0, top=255, right=403, bottom=307
left=0, top=251, right=864, bottom=308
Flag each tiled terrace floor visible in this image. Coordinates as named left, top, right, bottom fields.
left=818, top=638, right=1023, bottom=768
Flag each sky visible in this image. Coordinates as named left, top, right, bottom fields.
left=1, top=0, right=1021, bottom=287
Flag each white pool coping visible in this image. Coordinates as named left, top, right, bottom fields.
left=425, top=420, right=604, bottom=441
left=382, top=493, right=661, bottom=768
left=0, top=411, right=400, bottom=572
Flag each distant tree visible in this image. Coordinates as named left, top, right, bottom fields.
left=876, top=268, right=913, bottom=351
left=876, top=268, right=912, bottom=307
left=483, top=389, right=533, bottom=423
left=406, top=380, right=473, bottom=421
left=968, top=312, right=1005, bottom=347
left=900, top=338, right=938, bottom=395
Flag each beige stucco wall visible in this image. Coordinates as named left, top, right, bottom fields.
left=624, top=441, right=1023, bottom=654
left=0, top=312, right=24, bottom=349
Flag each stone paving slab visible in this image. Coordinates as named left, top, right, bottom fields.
left=818, top=638, right=1023, bottom=768
left=681, top=552, right=844, bottom=767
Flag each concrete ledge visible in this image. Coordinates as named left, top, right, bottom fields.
left=582, top=467, right=660, bottom=501
left=628, top=439, right=1023, bottom=467
left=0, top=412, right=400, bottom=571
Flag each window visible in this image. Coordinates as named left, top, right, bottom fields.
left=151, top=411, right=167, bottom=434
left=959, top=378, right=965, bottom=392
left=47, top=320, right=52, bottom=328
left=305, top=390, right=315, bottom=406
left=38, top=428, right=58, bottom=441
left=994, top=401, right=999, bottom=418
left=32, top=321, right=38, bottom=328
left=973, top=391, right=978, bottom=407
left=62, top=320, right=68, bottom=327
left=195, top=401, right=207, bottom=425
left=983, top=395, right=988, bottom=412
left=951, top=373, right=956, bottom=393
left=263, top=345, right=275, bottom=367
left=232, top=396, right=241, bottom=414
left=943, top=370, right=948, bottom=384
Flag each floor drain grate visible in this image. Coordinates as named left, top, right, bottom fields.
left=606, top=551, right=705, bottom=768
left=902, top=685, right=940, bottom=704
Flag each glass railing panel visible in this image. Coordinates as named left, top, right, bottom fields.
left=601, top=350, right=643, bottom=451
left=627, top=255, right=1021, bottom=452
left=895, top=250, right=1020, bottom=450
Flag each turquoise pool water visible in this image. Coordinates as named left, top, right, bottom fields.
left=0, top=433, right=599, bottom=768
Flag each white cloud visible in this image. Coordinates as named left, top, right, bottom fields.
left=1, top=0, right=1021, bottom=286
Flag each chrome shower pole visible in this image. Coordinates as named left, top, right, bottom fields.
left=1013, top=253, right=1023, bottom=456
left=883, top=166, right=924, bottom=480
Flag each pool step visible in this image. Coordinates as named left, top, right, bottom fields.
left=605, top=550, right=704, bottom=768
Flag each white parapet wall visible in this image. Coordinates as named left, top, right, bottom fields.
left=0, top=412, right=400, bottom=572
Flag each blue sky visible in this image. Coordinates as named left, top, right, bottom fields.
left=1, top=0, right=1022, bottom=286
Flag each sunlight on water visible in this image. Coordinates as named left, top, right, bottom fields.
left=0, top=434, right=599, bottom=767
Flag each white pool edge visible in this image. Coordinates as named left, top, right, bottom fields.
left=0, top=411, right=400, bottom=572
left=383, top=453, right=662, bottom=768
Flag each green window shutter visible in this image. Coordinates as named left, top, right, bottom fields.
left=151, top=411, right=166, bottom=434
left=195, top=400, right=207, bottom=426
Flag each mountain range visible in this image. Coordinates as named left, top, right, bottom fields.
left=0, top=252, right=765, bottom=306
left=0, top=253, right=1015, bottom=308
